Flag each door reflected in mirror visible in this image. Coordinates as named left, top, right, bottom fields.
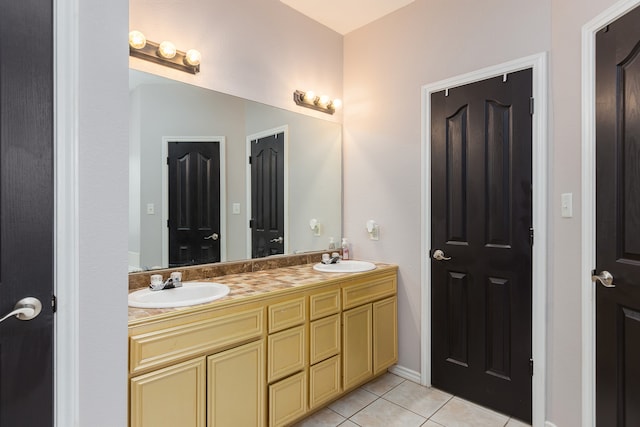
left=129, top=69, right=342, bottom=272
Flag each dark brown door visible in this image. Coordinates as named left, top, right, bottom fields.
left=168, top=141, right=221, bottom=267
left=250, top=132, right=285, bottom=258
left=595, top=6, right=640, bottom=425
left=431, top=69, right=533, bottom=422
left=0, top=0, right=54, bottom=425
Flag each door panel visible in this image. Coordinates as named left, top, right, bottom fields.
left=250, top=132, right=285, bottom=258
left=431, top=69, right=532, bottom=422
left=595, top=6, right=640, bottom=425
left=168, top=141, right=221, bottom=267
left=0, top=0, right=54, bottom=425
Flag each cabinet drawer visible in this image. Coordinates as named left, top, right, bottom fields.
left=268, top=325, right=306, bottom=382
left=342, top=274, right=397, bottom=310
left=130, top=307, right=264, bottom=374
left=309, top=355, right=341, bottom=410
left=309, top=289, right=340, bottom=320
left=268, top=297, right=306, bottom=333
left=269, top=371, right=307, bottom=427
left=310, top=314, right=340, bottom=365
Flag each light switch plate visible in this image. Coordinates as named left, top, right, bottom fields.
left=232, top=203, right=241, bottom=214
left=561, top=193, right=573, bottom=218
left=146, top=203, right=155, bottom=215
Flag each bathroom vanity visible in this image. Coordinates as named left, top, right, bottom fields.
left=127, top=258, right=398, bottom=427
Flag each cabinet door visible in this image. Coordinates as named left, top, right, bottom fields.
left=130, top=357, right=206, bottom=427
left=342, top=304, right=372, bottom=390
left=208, top=340, right=265, bottom=427
left=373, top=296, right=398, bottom=374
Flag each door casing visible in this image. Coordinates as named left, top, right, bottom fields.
left=245, top=126, right=289, bottom=259
left=421, top=53, right=548, bottom=427
left=162, top=136, right=227, bottom=265
left=581, top=1, right=640, bottom=425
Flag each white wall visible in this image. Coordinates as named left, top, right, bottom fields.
left=77, top=0, right=129, bottom=425
left=129, top=0, right=344, bottom=123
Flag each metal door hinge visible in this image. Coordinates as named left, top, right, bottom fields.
left=529, top=228, right=534, bottom=246
left=166, top=157, right=169, bottom=165
left=529, top=97, right=535, bottom=115
left=249, top=219, right=254, bottom=229
left=51, top=295, right=57, bottom=313
left=248, top=156, right=252, bottom=164
left=529, top=358, right=534, bottom=376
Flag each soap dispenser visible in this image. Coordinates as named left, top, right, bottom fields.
left=341, top=238, right=350, bottom=260
left=328, top=237, right=336, bottom=250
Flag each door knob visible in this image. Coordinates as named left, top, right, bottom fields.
left=204, top=233, right=219, bottom=240
left=432, top=249, right=452, bottom=261
left=0, top=297, right=42, bottom=324
left=270, top=236, right=283, bottom=244
left=592, top=270, right=615, bottom=288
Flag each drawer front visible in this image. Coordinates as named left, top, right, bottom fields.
left=268, top=371, right=307, bottom=427
left=309, top=289, right=340, bottom=320
left=267, top=325, right=306, bottom=382
left=130, top=307, right=264, bottom=374
left=342, top=274, right=397, bottom=310
left=309, top=355, right=341, bottom=410
left=268, top=297, right=306, bottom=333
left=310, top=314, right=340, bottom=365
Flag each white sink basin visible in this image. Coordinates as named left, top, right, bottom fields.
left=128, top=282, right=230, bottom=308
left=313, top=260, right=376, bottom=273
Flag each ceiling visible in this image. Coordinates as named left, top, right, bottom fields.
left=280, top=0, right=415, bottom=35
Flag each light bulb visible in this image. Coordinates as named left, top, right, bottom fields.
left=303, top=91, right=315, bottom=103
left=157, top=41, right=177, bottom=59
left=331, top=99, right=342, bottom=109
left=128, top=31, right=146, bottom=49
left=318, top=95, right=330, bottom=107
left=184, top=49, right=201, bottom=66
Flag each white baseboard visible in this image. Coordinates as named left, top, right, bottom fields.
left=388, top=364, right=421, bottom=384
left=545, top=422, right=557, bottom=427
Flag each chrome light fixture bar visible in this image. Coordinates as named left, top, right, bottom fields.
left=128, top=31, right=201, bottom=75
left=293, top=90, right=342, bottom=115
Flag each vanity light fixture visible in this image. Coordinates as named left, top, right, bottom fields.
left=128, top=30, right=201, bottom=74
left=293, top=90, right=341, bottom=115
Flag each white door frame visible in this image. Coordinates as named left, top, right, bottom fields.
left=421, top=52, right=548, bottom=426
left=245, top=126, right=290, bottom=259
left=55, top=0, right=80, bottom=424
left=581, top=1, right=640, bottom=425
left=162, top=136, right=227, bottom=265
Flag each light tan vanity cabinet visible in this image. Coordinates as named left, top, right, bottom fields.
left=342, top=273, right=398, bottom=391
left=128, top=305, right=266, bottom=427
left=128, top=264, right=398, bottom=427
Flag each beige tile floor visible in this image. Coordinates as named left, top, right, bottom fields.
left=293, top=373, right=531, bottom=427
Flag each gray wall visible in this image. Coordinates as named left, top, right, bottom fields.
left=342, top=0, right=623, bottom=425
left=77, top=0, right=129, bottom=424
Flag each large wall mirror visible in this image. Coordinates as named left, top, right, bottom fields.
left=129, top=69, right=342, bottom=272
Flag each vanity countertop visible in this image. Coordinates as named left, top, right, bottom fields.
left=128, top=261, right=397, bottom=324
